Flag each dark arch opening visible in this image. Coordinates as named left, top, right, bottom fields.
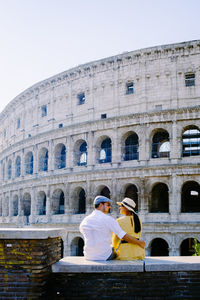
left=99, top=138, right=112, bottom=163
left=180, top=238, right=199, bottom=256
left=124, top=133, right=139, bottom=161
left=150, top=238, right=169, bottom=256
left=78, top=189, right=86, bottom=214
left=152, top=131, right=170, bottom=158
left=181, top=181, right=200, bottom=212
left=124, top=184, right=138, bottom=211
left=71, top=237, right=84, bottom=256
left=150, top=183, right=169, bottom=212
left=100, top=186, right=110, bottom=199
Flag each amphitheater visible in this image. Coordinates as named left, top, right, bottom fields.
left=0, top=40, right=199, bottom=257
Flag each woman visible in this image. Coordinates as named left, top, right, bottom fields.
left=112, top=197, right=145, bottom=260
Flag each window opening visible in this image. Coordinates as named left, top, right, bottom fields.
left=185, top=73, right=195, bottom=87
left=101, top=114, right=107, bottom=119
left=123, top=133, right=139, bottom=161
left=182, top=128, right=200, bottom=157
left=7, top=160, right=12, bottom=180
left=78, top=142, right=87, bottom=166
left=180, top=238, right=199, bottom=256
left=77, top=93, right=85, bottom=105
left=152, top=131, right=170, bottom=158
left=99, top=138, right=112, bottom=163
left=15, top=156, right=21, bottom=177
left=55, top=144, right=66, bottom=169
left=41, top=105, right=47, bottom=117
left=25, top=152, right=33, bottom=175
left=17, top=118, right=20, bottom=129
left=126, top=82, right=134, bottom=94
left=39, top=149, right=48, bottom=172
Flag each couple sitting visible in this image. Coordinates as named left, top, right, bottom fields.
left=79, top=196, right=145, bottom=261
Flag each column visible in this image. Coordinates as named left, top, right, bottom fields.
left=86, top=131, right=94, bottom=169
left=170, top=173, right=179, bottom=222
left=48, top=139, right=54, bottom=172
left=33, top=145, right=38, bottom=176
left=21, top=149, right=25, bottom=177
left=66, top=136, right=73, bottom=169
left=112, top=128, right=120, bottom=167
left=170, top=121, right=181, bottom=161
left=46, top=186, right=52, bottom=220
left=30, top=186, right=36, bottom=223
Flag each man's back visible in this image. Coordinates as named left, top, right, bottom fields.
left=80, top=209, right=125, bottom=260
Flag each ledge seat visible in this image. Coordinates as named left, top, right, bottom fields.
left=52, top=256, right=200, bottom=273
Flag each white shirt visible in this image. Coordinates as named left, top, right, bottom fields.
left=79, top=210, right=126, bottom=260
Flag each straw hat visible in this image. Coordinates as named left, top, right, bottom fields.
left=117, top=197, right=136, bottom=213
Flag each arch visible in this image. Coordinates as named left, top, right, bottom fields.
left=7, top=159, right=12, bottom=180
left=37, top=191, right=46, bottom=215
left=99, top=186, right=111, bottom=199
left=78, top=189, right=86, bottom=214
left=25, top=151, right=33, bottom=175
left=181, top=181, right=200, bottom=212
left=150, top=238, right=169, bottom=256
left=54, top=143, right=66, bottom=169
left=13, top=195, right=18, bottom=216
left=122, top=132, right=139, bottom=161
left=180, top=238, right=199, bottom=256
left=71, top=187, right=86, bottom=214
left=124, top=184, right=138, bottom=211
left=74, top=140, right=87, bottom=166
left=38, top=148, right=48, bottom=172
left=52, top=189, right=65, bottom=214
left=99, top=137, right=112, bottom=163
left=149, top=182, right=169, bottom=212
left=71, top=237, right=84, bottom=256
left=151, top=129, right=170, bottom=158
left=22, top=193, right=31, bottom=216
left=15, top=156, right=21, bottom=177
left=182, top=126, right=200, bottom=157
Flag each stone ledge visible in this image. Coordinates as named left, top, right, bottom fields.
left=52, top=256, right=144, bottom=273
left=52, top=256, right=200, bottom=273
left=0, top=228, right=64, bottom=239
left=145, top=256, right=200, bottom=271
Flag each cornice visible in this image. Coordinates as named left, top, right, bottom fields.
left=0, top=40, right=200, bottom=121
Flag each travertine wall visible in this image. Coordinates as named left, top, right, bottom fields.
left=0, top=40, right=199, bottom=256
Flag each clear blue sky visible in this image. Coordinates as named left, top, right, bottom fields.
left=0, top=0, right=199, bottom=113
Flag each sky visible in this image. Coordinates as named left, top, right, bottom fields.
left=0, top=0, right=199, bottom=113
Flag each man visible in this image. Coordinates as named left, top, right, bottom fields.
left=79, top=195, right=145, bottom=260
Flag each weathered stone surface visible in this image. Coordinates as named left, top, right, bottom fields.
left=52, top=256, right=144, bottom=273
left=144, top=256, right=200, bottom=271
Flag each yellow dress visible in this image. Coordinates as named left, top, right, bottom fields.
left=112, top=215, right=145, bottom=260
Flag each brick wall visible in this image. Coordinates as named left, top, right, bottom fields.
left=0, top=235, right=62, bottom=299
left=49, top=271, right=200, bottom=299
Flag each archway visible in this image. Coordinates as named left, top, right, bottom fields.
left=150, top=238, right=169, bottom=256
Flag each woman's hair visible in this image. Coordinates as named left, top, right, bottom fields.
left=132, top=211, right=141, bottom=233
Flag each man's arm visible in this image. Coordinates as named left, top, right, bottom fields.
left=123, top=234, right=145, bottom=249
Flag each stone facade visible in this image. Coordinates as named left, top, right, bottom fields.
left=0, top=40, right=200, bottom=256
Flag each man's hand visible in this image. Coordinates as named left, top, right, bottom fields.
left=123, top=234, right=145, bottom=249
